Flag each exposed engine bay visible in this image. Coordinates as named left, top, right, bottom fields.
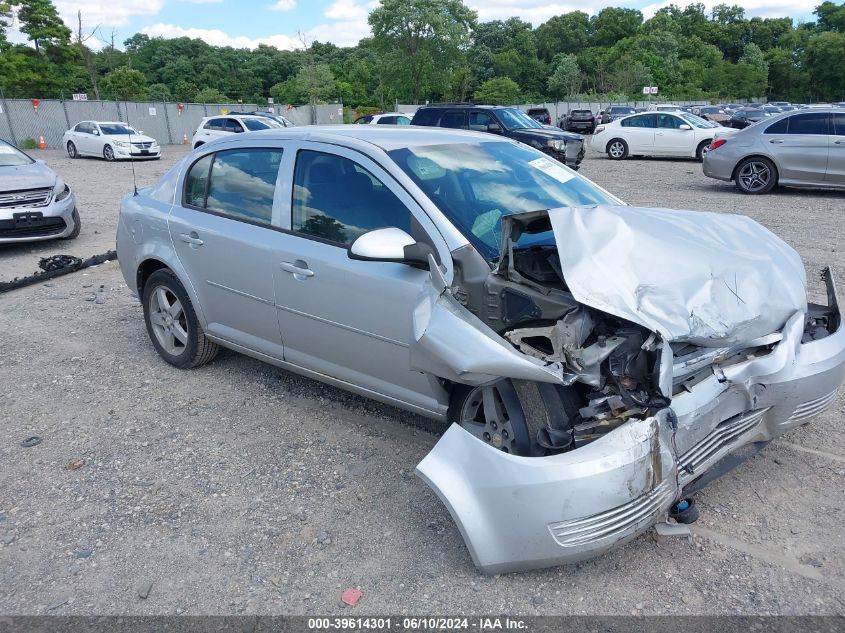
left=440, top=207, right=830, bottom=457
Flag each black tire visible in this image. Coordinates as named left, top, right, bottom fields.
left=696, top=139, right=711, bottom=161
left=60, top=208, right=81, bottom=240
left=670, top=498, right=700, bottom=524
left=734, top=156, right=777, bottom=194
left=448, top=379, right=582, bottom=457
left=103, top=145, right=115, bottom=161
left=142, top=269, right=219, bottom=369
left=67, top=141, right=78, bottom=159
left=606, top=138, right=628, bottom=160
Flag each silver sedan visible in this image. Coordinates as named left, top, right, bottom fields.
left=116, top=127, right=845, bottom=573
left=703, top=108, right=845, bottom=193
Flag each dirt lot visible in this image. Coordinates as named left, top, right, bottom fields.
left=1, top=146, right=844, bottom=616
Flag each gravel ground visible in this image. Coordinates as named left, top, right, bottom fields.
left=1, top=145, right=844, bottom=616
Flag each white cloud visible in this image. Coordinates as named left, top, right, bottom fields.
left=325, top=0, right=368, bottom=21
left=181, top=0, right=225, bottom=4
left=468, top=1, right=594, bottom=25
left=268, top=0, right=297, bottom=11
left=639, top=0, right=813, bottom=19
left=141, top=23, right=304, bottom=49
left=307, top=19, right=371, bottom=46
left=53, top=0, right=166, bottom=28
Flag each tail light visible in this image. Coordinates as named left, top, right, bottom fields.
left=594, top=125, right=605, bottom=135
left=709, top=138, right=727, bottom=151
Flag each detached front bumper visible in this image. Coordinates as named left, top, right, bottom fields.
left=0, top=189, right=77, bottom=243
left=114, top=145, right=161, bottom=160
left=545, top=138, right=585, bottom=170
left=417, top=271, right=845, bottom=574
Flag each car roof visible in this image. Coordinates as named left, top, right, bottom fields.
left=204, top=125, right=505, bottom=152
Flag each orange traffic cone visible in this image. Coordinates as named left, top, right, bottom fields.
left=38, top=135, right=46, bottom=150
left=182, top=133, right=188, bottom=145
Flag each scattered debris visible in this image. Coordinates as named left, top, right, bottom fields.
left=0, top=250, right=117, bottom=294
left=66, top=459, right=85, bottom=471
left=341, top=587, right=363, bottom=607
left=20, top=436, right=42, bottom=448
left=137, top=582, right=153, bottom=599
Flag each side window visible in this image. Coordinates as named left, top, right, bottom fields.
left=468, top=111, right=495, bottom=131
left=204, top=118, right=224, bottom=130
left=786, top=113, right=829, bottom=135
left=204, top=149, right=283, bottom=224
left=184, top=154, right=213, bottom=208
left=226, top=119, right=245, bottom=133
left=376, top=116, right=397, bottom=124
left=622, top=115, right=655, bottom=128
left=291, top=150, right=411, bottom=246
left=657, top=114, right=682, bottom=129
left=833, top=113, right=845, bottom=136
left=440, top=110, right=466, bottom=129
left=75, top=123, right=88, bottom=133
left=764, top=118, right=789, bottom=134
left=410, top=109, right=440, bottom=126
left=396, top=116, right=411, bottom=125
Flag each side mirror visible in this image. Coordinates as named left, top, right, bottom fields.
left=679, top=124, right=692, bottom=130
left=487, top=123, right=503, bottom=134
left=348, top=227, right=434, bottom=268
left=138, top=130, right=144, bottom=135
left=92, top=130, right=100, bottom=136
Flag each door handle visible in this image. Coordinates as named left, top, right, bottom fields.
left=835, top=140, right=845, bottom=145
left=178, top=232, right=204, bottom=247
left=769, top=139, right=784, bottom=144
left=280, top=261, right=314, bottom=278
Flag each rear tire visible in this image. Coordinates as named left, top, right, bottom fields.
left=735, top=157, right=777, bottom=194
left=606, top=138, right=628, bottom=160
left=696, top=140, right=711, bottom=161
left=67, top=141, right=78, bottom=159
left=142, top=269, right=219, bottom=369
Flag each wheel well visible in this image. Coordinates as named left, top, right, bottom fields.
left=606, top=137, right=625, bottom=152
left=731, top=154, right=779, bottom=183
left=137, top=259, right=169, bottom=295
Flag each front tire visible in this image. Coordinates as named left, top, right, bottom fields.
left=67, top=141, right=78, bottom=159
left=735, top=157, right=777, bottom=194
left=606, top=138, right=628, bottom=160
left=60, top=208, right=81, bottom=240
left=142, top=269, right=219, bottom=368
left=449, top=379, right=582, bottom=457
left=103, top=145, right=115, bottom=161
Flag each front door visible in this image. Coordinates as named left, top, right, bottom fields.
left=169, top=145, right=287, bottom=358
left=653, top=113, right=693, bottom=155
left=272, top=143, right=450, bottom=412
left=827, top=112, right=845, bottom=185
left=771, top=112, right=830, bottom=183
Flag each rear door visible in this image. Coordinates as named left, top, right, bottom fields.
left=619, top=114, right=656, bottom=153
left=198, top=118, right=226, bottom=142
left=168, top=143, right=288, bottom=357
left=439, top=110, right=467, bottom=130
left=827, top=112, right=845, bottom=185
left=767, top=112, right=829, bottom=183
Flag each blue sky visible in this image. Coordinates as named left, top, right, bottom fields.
left=9, top=0, right=821, bottom=50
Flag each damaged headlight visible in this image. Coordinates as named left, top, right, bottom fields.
left=53, top=178, right=71, bottom=201
left=547, top=139, right=565, bottom=152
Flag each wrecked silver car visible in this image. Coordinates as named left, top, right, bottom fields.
left=116, top=127, right=845, bottom=573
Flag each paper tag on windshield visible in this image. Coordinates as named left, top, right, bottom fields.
left=528, top=157, right=574, bottom=183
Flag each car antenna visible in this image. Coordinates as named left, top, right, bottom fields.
left=123, top=99, right=139, bottom=196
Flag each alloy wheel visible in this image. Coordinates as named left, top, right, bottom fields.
left=103, top=145, right=115, bottom=161
left=148, top=285, right=189, bottom=356
left=608, top=141, right=625, bottom=159
left=458, top=382, right=529, bottom=455
left=738, top=160, right=771, bottom=192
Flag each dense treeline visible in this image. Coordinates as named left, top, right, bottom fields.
left=1, top=0, right=844, bottom=107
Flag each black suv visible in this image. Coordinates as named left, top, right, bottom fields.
left=410, top=104, right=584, bottom=169
left=561, top=109, right=596, bottom=133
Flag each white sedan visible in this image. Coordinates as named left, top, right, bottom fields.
left=353, top=112, right=412, bottom=125
left=62, top=121, right=161, bottom=161
left=591, top=111, right=737, bottom=161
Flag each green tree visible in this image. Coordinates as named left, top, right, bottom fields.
left=1, top=1, right=12, bottom=45
left=591, top=7, right=644, bottom=47
left=148, top=83, right=171, bottom=101
left=9, top=0, right=71, bottom=52
left=473, top=76, right=520, bottom=104
left=99, top=67, right=148, bottom=101
left=547, top=53, right=581, bottom=98
left=814, top=1, right=845, bottom=31
left=804, top=30, right=845, bottom=100
left=295, top=63, right=337, bottom=103
left=173, top=80, right=198, bottom=102
left=535, top=12, right=590, bottom=61
left=369, top=0, right=477, bottom=103
left=194, top=87, right=230, bottom=103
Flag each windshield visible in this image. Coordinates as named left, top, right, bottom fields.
left=497, top=108, right=542, bottom=130
left=744, top=109, right=766, bottom=117
left=99, top=124, right=137, bottom=135
left=243, top=118, right=275, bottom=131
left=679, top=112, right=719, bottom=129
left=0, top=141, right=34, bottom=166
left=388, top=141, right=622, bottom=261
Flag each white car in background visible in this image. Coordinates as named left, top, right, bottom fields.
left=353, top=112, right=412, bottom=125
left=592, top=110, right=738, bottom=161
left=647, top=103, right=682, bottom=111
left=62, top=121, right=160, bottom=161
left=192, top=114, right=283, bottom=148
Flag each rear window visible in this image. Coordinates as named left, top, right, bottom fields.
left=570, top=110, right=592, bottom=115
left=243, top=118, right=272, bottom=131
left=411, top=109, right=441, bottom=126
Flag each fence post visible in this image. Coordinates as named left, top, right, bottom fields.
left=161, top=100, right=175, bottom=145
left=60, top=98, right=71, bottom=129
left=0, top=94, right=17, bottom=146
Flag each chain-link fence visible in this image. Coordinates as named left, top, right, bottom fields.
left=0, top=99, right=346, bottom=149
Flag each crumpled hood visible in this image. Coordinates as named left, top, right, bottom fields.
left=547, top=205, right=807, bottom=346
left=0, top=161, right=56, bottom=192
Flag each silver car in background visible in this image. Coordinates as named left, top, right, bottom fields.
left=117, top=127, right=845, bottom=573
left=703, top=108, right=845, bottom=193
left=0, top=140, right=79, bottom=243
